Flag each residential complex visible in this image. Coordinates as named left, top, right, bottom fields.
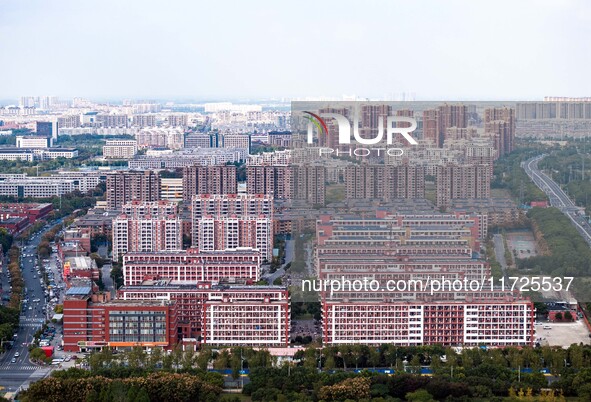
left=103, top=140, right=138, bottom=159
left=159, top=178, right=183, bottom=202
left=315, top=212, right=533, bottom=346
left=106, top=170, right=161, bottom=210
left=246, top=165, right=292, bottom=199
left=344, top=165, right=425, bottom=200
left=436, top=164, right=491, bottom=208
left=323, top=296, right=534, bottom=346
left=112, top=201, right=183, bottom=261
left=191, top=194, right=273, bottom=260
left=182, top=165, right=237, bottom=202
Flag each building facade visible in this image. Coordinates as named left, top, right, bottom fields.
left=106, top=170, right=160, bottom=210
left=122, top=249, right=262, bottom=286
left=119, top=282, right=290, bottom=345
left=112, top=201, right=182, bottom=261
left=63, top=289, right=178, bottom=352
left=103, top=140, right=138, bottom=159
left=191, top=194, right=273, bottom=260
left=182, top=165, right=237, bottom=202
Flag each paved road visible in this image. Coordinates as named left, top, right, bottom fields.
left=266, top=239, right=294, bottom=285
left=102, top=263, right=114, bottom=292
left=523, top=155, right=591, bottom=245
left=0, top=219, right=63, bottom=393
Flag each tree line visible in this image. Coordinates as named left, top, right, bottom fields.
left=26, top=343, right=591, bottom=401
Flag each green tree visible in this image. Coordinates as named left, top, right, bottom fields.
left=405, top=389, right=436, bottom=402
left=182, top=347, right=196, bottom=370
left=196, top=346, right=212, bottom=370
left=127, top=346, right=147, bottom=369
left=149, top=347, right=163, bottom=369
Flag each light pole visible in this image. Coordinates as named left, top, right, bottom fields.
left=240, top=348, right=244, bottom=389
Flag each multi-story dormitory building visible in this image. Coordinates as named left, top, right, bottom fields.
left=65, top=247, right=288, bottom=351
left=314, top=213, right=534, bottom=347
left=316, top=212, right=485, bottom=253
left=112, top=201, right=183, bottom=261
left=322, top=293, right=534, bottom=347
left=118, top=281, right=290, bottom=346
left=122, top=248, right=262, bottom=286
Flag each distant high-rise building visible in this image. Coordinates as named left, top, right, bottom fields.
left=168, top=114, right=188, bottom=127
left=345, top=165, right=425, bottom=200
left=132, top=114, right=157, bottom=127
left=291, top=165, right=326, bottom=205
left=484, top=107, right=515, bottom=156
left=422, top=105, right=467, bottom=147
left=221, top=134, right=251, bottom=153
left=57, top=115, right=81, bottom=128
left=445, top=127, right=477, bottom=141
left=35, top=121, right=58, bottom=142
left=19, top=96, right=36, bottom=108
left=436, top=164, right=490, bottom=208
left=317, top=107, right=350, bottom=149
left=246, top=165, right=292, bottom=199
left=361, top=104, right=392, bottom=130
left=184, top=133, right=214, bottom=148
left=106, top=171, right=160, bottom=210
left=97, top=115, right=129, bottom=128
left=182, top=165, right=237, bottom=202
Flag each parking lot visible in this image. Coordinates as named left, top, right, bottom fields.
left=536, top=321, right=591, bottom=347
left=291, top=319, right=321, bottom=342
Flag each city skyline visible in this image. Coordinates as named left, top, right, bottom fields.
left=1, top=0, right=591, bottom=100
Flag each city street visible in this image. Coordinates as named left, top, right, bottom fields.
left=0, top=220, right=63, bottom=394
left=266, top=239, right=294, bottom=285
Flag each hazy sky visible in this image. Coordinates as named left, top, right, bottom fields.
left=1, top=0, right=590, bottom=101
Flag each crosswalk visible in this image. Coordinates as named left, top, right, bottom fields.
left=0, top=364, right=39, bottom=371
left=19, top=322, right=43, bottom=328
left=19, top=316, right=45, bottom=323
